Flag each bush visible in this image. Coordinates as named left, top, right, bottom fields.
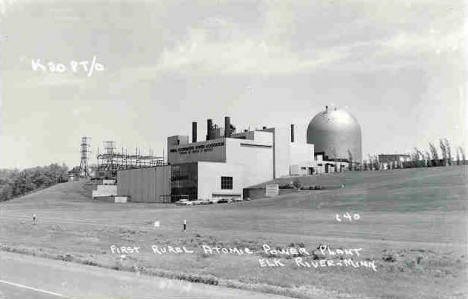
left=292, top=179, right=302, bottom=189
left=279, top=183, right=295, bottom=189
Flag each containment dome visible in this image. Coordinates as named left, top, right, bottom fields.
left=307, top=106, right=362, bottom=162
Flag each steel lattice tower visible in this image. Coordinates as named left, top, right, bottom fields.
left=80, top=137, right=91, bottom=177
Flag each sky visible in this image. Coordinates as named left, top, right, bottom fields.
left=0, top=0, right=466, bottom=169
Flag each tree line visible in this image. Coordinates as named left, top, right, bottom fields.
left=0, top=163, right=69, bottom=202
left=361, top=139, right=465, bottom=171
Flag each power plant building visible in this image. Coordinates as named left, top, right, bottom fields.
left=116, top=107, right=360, bottom=202
left=167, top=117, right=316, bottom=200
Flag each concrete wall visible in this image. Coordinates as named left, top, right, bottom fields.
left=194, top=133, right=274, bottom=200
left=289, top=143, right=315, bottom=165
left=92, top=185, right=117, bottom=198
left=117, top=166, right=171, bottom=202
left=264, top=127, right=290, bottom=178
left=197, top=162, right=243, bottom=199
left=225, top=134, right=274, bottom=189
left=291, top=123, right=308, bottom=145
left=288, top=142, right=315, bottom=175
left=265, top=125, right=316, bottom=178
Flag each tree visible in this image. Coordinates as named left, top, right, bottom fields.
left=330, top=147, right=337, bottom=159
left=413, top=148, right=425, bottom=167
left=444, top=139, right=452, bottom=166
left=0, top=163, right=69, bottom=202
left=429, top=143, right=439, bottom=166
left=439, top=139, right=448, bottom=166
left=347, top=149, right=353, bottom=171
left=424, top=151, right=430, bottom=167
left=373, top=155, right=380, bottom=170
left=411, top=148, right=420, bottom=168
left=292, top=179, right=302, bottom=189
left=368, top=155, right=374, bottom=170
left=459, top=146, right=466, bottom=165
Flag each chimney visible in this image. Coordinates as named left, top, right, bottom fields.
left=206, top=119, right=213, bottom=141
left=192, top=122, right=197, bottom=143
left=290, top=124, right=295, bottom=142
left=224, top=116, right=231, bottom=138
left=325, top=105, right=328, bottom=112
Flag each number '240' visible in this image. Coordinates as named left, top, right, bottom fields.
left=336, top=212, right=360, bottom=222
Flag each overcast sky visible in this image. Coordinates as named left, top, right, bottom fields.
left=0, top=0, right=466, bottom=169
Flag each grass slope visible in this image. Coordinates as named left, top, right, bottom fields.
left=0, top=166, right=467, bottom=299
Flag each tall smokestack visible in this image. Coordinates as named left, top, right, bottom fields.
left=224, top=116, right=231, bottom=138
left=290, top=124, right=295, bottom=142
left=192, top=122, right=197, bottom=143
left=206, top=119, right=213, bottom=141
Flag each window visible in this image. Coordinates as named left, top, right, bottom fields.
left=221, top=176, right=233, bottom=190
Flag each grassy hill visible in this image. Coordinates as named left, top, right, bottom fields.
left=0, top=166, right=466, bottom=299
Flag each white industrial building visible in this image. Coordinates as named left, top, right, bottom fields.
left=166, top=116, right=343, bottom=201
left=117, top=108, right=359, bottom=202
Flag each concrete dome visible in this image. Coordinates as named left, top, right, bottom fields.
left=307, top=107, right=362, bottom=162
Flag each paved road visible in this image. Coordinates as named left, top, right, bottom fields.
left=0, top=252, right=291, bottom=299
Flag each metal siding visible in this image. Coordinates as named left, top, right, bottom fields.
left=155, top=166, right=171, bottom=202
left=117, top=171, right=123, bottom=195
left=117, top=167, right=172, bottom=203
left=132, top=169, right=139, bottom=202
left=148, top=168, right=156, bottom=202
left=153, top=168, right=158, bottom=201
left=117, top=170, right=130, bottom=198
left=143, top=169, right=148, bottom=201
left=138, top=169, right=144, bottom=202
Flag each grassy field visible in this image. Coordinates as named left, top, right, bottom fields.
left=0, top=166, right=467, bottom=298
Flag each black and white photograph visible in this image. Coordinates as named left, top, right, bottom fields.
left=0, top=0, right=467, bottom=298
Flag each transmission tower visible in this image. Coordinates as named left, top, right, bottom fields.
left=80, top=137, right=91, bottom=177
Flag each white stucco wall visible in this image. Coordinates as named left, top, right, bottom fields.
left=264, top=127, right=290, bottom=178
left=289, top=143, right=315, bottom=165
left=291, top=123, right=308, bottom=145
left=197, top=162, right=243, bottom=199
left=266, top=124, right=315, bottom=178
left=194, top=132, right=274, bottom=200
left=225, top=135, right=274, bottom=188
